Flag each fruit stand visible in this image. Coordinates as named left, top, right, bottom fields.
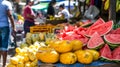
left=7, top=18, right=120, bottom=67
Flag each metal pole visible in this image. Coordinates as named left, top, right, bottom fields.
left=109, top=0, right=116, bottom=23
left=68, top=0, right=71, bottom=13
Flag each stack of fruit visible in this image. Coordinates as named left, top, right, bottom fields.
left=36, top=40, right=100, bottom=64
left=7, top=42, right=46, bottom=67
left=56, top=18, right=120, bottom=62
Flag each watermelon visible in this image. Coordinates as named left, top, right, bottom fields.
left=100, top=44, right=113, bottom=61
left=100, top=44, right=120, bottom=62
left=104, top=34, right=120, bottom=49
left=90, top=18, right=105, bottom=27
left=86, top=20, right=113, bottom=37
left=109, top=28, right=120, bottom=34
left=87, top=32, right=104, bottom=49
left=81, top=20, right=93, bottom=27
left=86, top=18, right=105, bottom=35
left=112, top=46, right=120, bottom=61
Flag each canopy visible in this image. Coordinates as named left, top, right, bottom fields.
left=31, top=3, right=48, bottom=10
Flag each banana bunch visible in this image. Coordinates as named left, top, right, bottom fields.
left=104, top=0, right=120, bottom=12
left=104, top=0, right=109, bottom=10
left=116, top=0, right=120, bottom=12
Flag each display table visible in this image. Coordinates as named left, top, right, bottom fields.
left=38, top=61, right=111, bottom=67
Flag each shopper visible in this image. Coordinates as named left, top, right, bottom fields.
left=0, top=0, right=15, bottom=67
left=58, top=4, right=71, bottom=20
left=46, top=0, right=56, bottom=19
left=23, top=0, right=36, bottom=37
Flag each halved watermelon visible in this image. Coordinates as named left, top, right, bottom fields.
left=86, top=20, right=113, bottom=37
left=87, top=32, right=104, bottom=49
left=104, top=34, right=120, bottom=49
left=100, top=44, right=113, bottom=61
left=112, top=46, right=120, bottom=61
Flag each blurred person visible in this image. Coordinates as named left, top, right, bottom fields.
left=46, top=0, right=56, bottom=19
left=58, top=4, right=71, bottom=20
left=0, top=0, right=15, bottom=67
left=23, top=0, right=36, bottom=37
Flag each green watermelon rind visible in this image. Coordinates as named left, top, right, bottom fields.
left=81, top=23, right=93, bottom=28
left=100, top=57, right=120, bottom=63
left=106, top=41, right=119, bottom=49
left=87, top=42, right=105, bottom=50
left=100, top=57, right=112, bottom=62
left=104, top=35, right=120, bottom=49
left=112, top=59, right=120, bottom=63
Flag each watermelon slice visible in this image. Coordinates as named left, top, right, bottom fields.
left=81, top=20, right=93, bottom=27
left=109, top=28, right=120, bottom=34
left=86, top=20, right=113, bottom=37
left=87, top=32, right=104, bottom=49
left=90, top=18, right=105, bottom=27
left=112, top=46, right=120, bottom=61
left=100, top=44, right=113, bottom=61
left=104, top=34, right=120, bottom=49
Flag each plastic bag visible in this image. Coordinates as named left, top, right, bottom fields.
left=84, top=5, right=100, bottom=19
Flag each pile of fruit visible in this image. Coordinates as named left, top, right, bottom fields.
left=7, top=17, right=120, bottom=66
left=36, top=40, right=100, bottom=64
left=7, top=42, right=46, bottom=67
left=56, top=18, right=120, bottom=62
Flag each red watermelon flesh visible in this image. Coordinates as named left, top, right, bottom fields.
left=86, top=20, right=113, bottom=37
left=86, top=18, right=105, bottom=35
left=112, top=46, right=120, bottom=61
left=100, top=44, right=113, bottom=60
left=87, top=32, right=104, bottom=49
left=90, top=18, right=105, bottom=27
left=109, top=28, right=120, bottom=34
left=104, top=34, right=120, bottom=44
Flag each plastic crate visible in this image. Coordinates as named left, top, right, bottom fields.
left=30, top=25, right=55, bottom=33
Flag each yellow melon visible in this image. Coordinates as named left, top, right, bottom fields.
left=85, top=49, right=100, bottom=61
left=37, top=47, right=59, bottom=63
left=52, top=40, right=73, bottom=53
left=75, top=50, right=93, bottom=64
left=70, top=40, right=83, bottom=51
left=60, top=52, right=77, bottom=64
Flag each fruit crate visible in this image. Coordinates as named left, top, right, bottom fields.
left=38, top=61, right=111, bottom=67
left=30, top=25, right=55, bottom=33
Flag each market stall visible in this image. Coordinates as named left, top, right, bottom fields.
left=6, top=17, right=120, bottom=67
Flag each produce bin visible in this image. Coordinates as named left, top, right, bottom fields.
left=38, top=61, right=111, bottom=67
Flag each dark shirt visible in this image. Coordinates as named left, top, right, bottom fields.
left=47, top=5, right=55, bottom=17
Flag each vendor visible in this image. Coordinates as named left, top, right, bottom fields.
left=46, top=0, right=56, bottom=19
left=23, top=0, right=36, bottom=37
left=58, top=4, right=71, bottom=20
